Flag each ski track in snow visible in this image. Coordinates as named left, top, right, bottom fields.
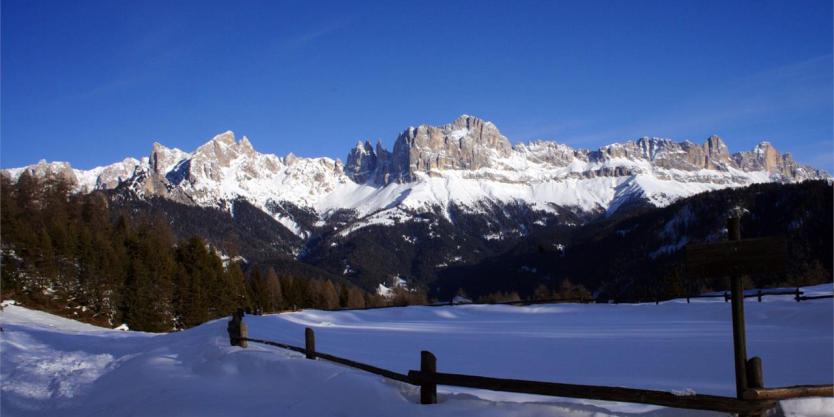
left=1, top=284, right=832, bottom=417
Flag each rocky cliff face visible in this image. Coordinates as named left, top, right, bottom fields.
left=346, top=115, right=514, bottom=184
left=732, top=141, right=810, bottom=179
left=394, top=115, right=513, bottom=181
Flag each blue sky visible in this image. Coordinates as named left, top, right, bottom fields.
left=2, top=0, right=832, bottom=172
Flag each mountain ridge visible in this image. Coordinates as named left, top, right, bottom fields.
left=3, top=115, right=829, bottom=245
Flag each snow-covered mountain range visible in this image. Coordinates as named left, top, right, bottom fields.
left=3, top=115, right=828, bottom=240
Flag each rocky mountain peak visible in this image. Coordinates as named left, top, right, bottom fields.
left=284, top=152, right=300, bottom=166
left=704, top=135, right=730, bottom=168
left=150, top=142, right=190, bottom=176
left=25, top=160, right=79, bottom=185
left=730, top=141, right=814, bottom=178
left=754, top=141, right=783, bottom=172
left=211, top=130, right=236, bottom=145
left=96, top=158, right=142, bottom=189
left=381, top=115, right=513, bottom=183
left=345, top=140, right=377, bottom=183
left=189, top=131, right=262, bottom=183
left=239, top=136, right=255, bottom=154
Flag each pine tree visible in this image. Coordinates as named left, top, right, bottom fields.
left=308, top=280, right=324, bottom=309
left=246, top=267, right=265, bottom=313
left=533, top=284, right=551, bottom=301
left=174, top=237, right=212, bottom=328
left=320, top=280, right=339, bottom=310
left=225, top=262, right=248, bottom=313
left=347, top=287, right=366, bottom=309
left=292, top=277, right=312, bottom=308
left=264, top=267, right=283, bottom=312
left=338, top=282, right=349, bottom=308
left=121, top=223, right=175, bottom=332
left=280, top=275, right=297, bottom=310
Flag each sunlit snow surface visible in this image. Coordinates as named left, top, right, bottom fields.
left=2, top=284, right=832, bottom=417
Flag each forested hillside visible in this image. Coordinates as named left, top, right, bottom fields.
left=436, top=180, right=833, bottom=301
left=0, top=174, right=398, bottom=331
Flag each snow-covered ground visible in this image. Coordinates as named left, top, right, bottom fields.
left=2, top=284, right=832, bottom=417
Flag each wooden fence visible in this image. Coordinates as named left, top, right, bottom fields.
left=229, top=318, right=832, bottom=416
left=683, top=288, right=834, bottom=304
left=227, top=216, right=832, bottom=415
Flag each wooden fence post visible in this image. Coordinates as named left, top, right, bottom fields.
left=239, top=315, right=248, bottom=348
left=746, top=357, right=765, bottom=417
left=420, top=350, right=437, bottom=404
left=795, top=287, right=801, bottom=302
left=746, top=357, right=764, bottom=389
left=305, top=327, right=316, bottom=359
left=227, top=308, right=247, bottom=348
left=757, top=290, right=762, bottom=303
left=727, top=216, right=749, bottom=400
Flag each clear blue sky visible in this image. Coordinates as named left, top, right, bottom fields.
left=2, top=0, right=832, bottom=172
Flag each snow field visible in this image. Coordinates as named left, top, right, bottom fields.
left=1, top=284, right=832, bottom=417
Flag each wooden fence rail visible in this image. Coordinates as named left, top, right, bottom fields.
left=407, top=368, right=771, bottom=413
left=242, top=332, right=414, bottom=385
left=231, top=324, right=833, bottom=416
left=743, top=385, right=834, bottom=401
left=253, top=287, right=831, bottom=316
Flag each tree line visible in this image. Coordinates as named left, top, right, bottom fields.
left=0, top=174, right=403, bottom=331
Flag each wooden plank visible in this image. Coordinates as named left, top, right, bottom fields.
left=686, top=237, right=787, bottom=278
left=408, top=370, right=773, bottom=413
left=743, top=385, right=834, bottom=400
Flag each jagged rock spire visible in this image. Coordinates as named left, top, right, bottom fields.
left=345, top=140, right=377, bottom=183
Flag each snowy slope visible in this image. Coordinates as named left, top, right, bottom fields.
left=2, top=285, right=832, bottom=417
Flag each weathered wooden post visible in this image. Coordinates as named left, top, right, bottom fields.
left=227, top=308, right=247, bottom=348
left=746, top=356, right=765, bottom=417
left=794, top=287, right=801, bottom=302
left=726, top=216, right=751, bottom=402
left=757, top=290, right=762, bottom=303
left=420, top=350, right=437, bottom=404
left=724, top=291, right=729, bottom=303
left=305, top=327, right=316, bottom=359
left=746, top=357, right=764, bottom=389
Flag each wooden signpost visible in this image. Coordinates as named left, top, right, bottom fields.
left=686, top=216, right=787, bottom=415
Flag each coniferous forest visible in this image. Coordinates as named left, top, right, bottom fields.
left=0, top=174, right=417, bottom=331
